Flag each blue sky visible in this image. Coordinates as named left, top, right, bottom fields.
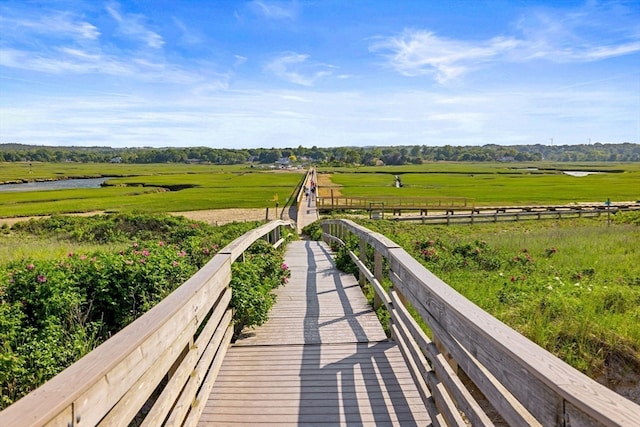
left=1, top=0, right=639, bottom=149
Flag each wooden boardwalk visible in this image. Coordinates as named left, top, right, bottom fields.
left=198, top=240, right=430, bottom=426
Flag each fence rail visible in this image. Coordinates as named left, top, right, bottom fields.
left=321, top=219, right=640, bottom=426
left=315, top=196, right=474, bottom=213
left=391, top=206, right=639, bottom=225
left=0, top=220, right=291, bottom=427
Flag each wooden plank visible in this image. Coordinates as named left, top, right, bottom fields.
left=140, top=302, right=233, bottom=427
left=0, top=255, right=231, bottom=427
left=183, top=325, right=235, bottom=427
left=390, top=254, right=544, bottom=426
left=73, top=258, right=231, bottom=427
left=166, top=320, right=233, bottom=426
left=389, top=286, right=493, bottom=426
left=198, top=240, right=431, bottom=426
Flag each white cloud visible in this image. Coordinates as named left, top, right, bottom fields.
left=371, top=3, right=640, bottom=84
left=105, top=2, right=164, bottom=49
left=3, top=84, right=636, bottom=148
left=265, top=53, right=333, bottom=86
left=0, top=10, right=100, bottom=41
left=245, top=0, right=298, bottom=20
left=370, top=30, right=520, bottom=83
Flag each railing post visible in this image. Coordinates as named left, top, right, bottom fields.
left=359, top=239, right=366, bottom=288
left=373, top=250, right=383, bottom=310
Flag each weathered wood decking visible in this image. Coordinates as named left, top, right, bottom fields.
left=198, top=240, right=430, bottom=426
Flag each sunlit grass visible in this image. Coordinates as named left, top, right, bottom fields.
left=0, top=233, right=126, bottom=263
left=359, top=217, right=640, bottom=377
left=324, top=162, right=640, bottom=205
left=0, top=170, right=304, bottom=217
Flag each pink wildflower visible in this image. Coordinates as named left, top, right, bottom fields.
left=37, top=275, right=47, bottom=283
left=26, top=263, right=35, bottom=270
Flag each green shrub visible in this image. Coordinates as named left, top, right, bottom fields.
left=0, top=214, right=264, bottom=409
left=230, top=240, right=290, bottom=337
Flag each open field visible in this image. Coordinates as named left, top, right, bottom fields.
left=319, top=162, right=640, bottom=205
left=0, top=163, right=304, bottom=218
left=0, top=162, right=251, bottom=183
left=355, top=214, right=640, bottom=403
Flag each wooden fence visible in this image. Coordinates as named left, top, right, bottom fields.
left=321, top=219, right=640, bottom=426
left=0, top=220, right=291, bottom=427
left=391, top=206, right=636, bottom=225
left=315, top=195, right=474, bottom=213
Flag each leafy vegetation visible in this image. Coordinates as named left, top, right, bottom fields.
left=2, top=142, right=639, bottom=165
left=350, top=216, right=640, bottom=382
left=0, top=213, right=288, bottom=409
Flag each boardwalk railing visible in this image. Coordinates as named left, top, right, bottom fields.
left=316, top=196, right=474, bottom=214
left=392, top=205, right=640, bottom=225
left=0, top=220, right=291, bottom=427
left=321, top=219, right=640, bottom=426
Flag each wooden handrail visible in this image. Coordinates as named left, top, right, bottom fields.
left=321, top=219, right=640, bottom=426
left=0, top=220, right=291, bottom=427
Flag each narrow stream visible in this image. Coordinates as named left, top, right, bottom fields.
left=0, top=177, right=110, bottom=192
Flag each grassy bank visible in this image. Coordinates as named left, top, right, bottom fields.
left=355, top=213, right=640, bottom=383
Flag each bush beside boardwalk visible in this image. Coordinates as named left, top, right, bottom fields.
left=0, top=213, right=290, bottom=409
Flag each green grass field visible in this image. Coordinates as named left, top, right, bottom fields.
left=0, top=163, right=304, bottom=217
left=358, top=215, right=640, bottom=382
left=321, top=162, right=640, bottom=205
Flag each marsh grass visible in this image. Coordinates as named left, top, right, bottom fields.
left=359, top=217, right=640, bottom=378
left=325, top=162, right=640, bottom=205
left=0, top=169, right=304, bottom=217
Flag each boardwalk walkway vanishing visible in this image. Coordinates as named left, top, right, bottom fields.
left=197, top=240, right=430, bottom=426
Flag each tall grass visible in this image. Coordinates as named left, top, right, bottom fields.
left=359, top=216, right=640, bottom=378
left=0, top=170, right=304, bottom=217
left=325, top=162, right=640, bottom=205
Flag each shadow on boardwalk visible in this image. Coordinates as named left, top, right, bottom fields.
left=198, top=240, right=429, bottom=426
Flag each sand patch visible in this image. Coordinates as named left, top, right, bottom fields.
left=317, top=173, right=342, bottom=198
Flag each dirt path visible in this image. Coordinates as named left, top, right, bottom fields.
left=316, top=172, right=341, bottom=198
left=0, top=208, right=281, bottom=227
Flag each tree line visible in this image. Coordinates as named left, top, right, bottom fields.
left=0, top=142, right=638, bottom=164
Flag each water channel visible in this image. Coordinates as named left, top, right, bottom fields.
left=0, top=177, right=110, bottom=193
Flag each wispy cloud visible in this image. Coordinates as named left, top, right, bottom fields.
left=0, top=10, right=100, bottom=42
left=372, top=2, right=640, bottom=84
left=265, top=53, right=333, bottom=86
left=105, top=2, right=164, bottom=48
left=370, top=30, right=519, bottom=83
left=245, top=0, right=298, bottom=20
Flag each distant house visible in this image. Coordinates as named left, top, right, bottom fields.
left=110, top=157, right=122, bottom=163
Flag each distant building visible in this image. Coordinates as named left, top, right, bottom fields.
left=110, top=157, right=122, bottom=163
